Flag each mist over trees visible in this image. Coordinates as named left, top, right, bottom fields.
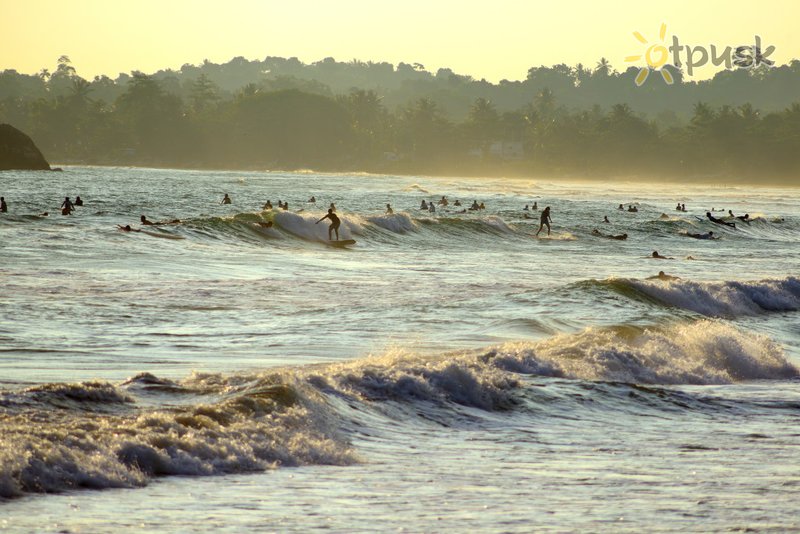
left=1, top=55, right=799, bottom=181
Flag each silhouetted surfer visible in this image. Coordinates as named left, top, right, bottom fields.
left=706, top=212, right=735, bottom=228
left=221, top=193, right=231, bottom=204
left=74, top=196, right=83, bottom=206
left=386, top=203, right=393, bottom=214
left=651, top=250, right=673, bottom=259
left=0, top=197, right=7, bottom=212
left=648, top=271, right=679, bottom=280
left=536, top=206, right=552, bottom=236
left=592, top=229, right=627, bottom=240
left=686, top=231, right=717, bottom=240
left=61, top=197, right=75, bottom=215
left=316, top=208, right=341, bottom=240
left=140, top=215, right=155, bottom=226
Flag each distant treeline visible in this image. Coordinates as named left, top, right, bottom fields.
left=1, top=56, right=799, bottom=180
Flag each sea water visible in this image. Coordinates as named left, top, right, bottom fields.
left=0, top=167, right=799, bottom=532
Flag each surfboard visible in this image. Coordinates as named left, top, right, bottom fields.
left=324, top=239, right=356, bottom=247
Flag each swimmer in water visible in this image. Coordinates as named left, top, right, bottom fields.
left=603, top=215, right=610, bottom=223
left=140, top=215, right=155, bottom=226
left=647, top=271, right=679, bottom=280
left=316, top=208, right=341, bottom=240
left=117, top=224, right=140, bottom=232
left=386, top=203, right=393, bottom=214
left=536, top=207, right=552, bottom=236
left=74, top=196, right=83, bottom=206
left=308, top=196, right=316, bottom=203
left=420, top=200, right=428, bottom=210
left=221, top=193, right=231, bottom=205
left=263, top=200, right=273, bottom=210
left=0, top=197, right=7, bottom=212
left=651, top=250, right=674, bottom=259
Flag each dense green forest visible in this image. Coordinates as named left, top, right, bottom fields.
left=1, top=55, right=799, bottom=181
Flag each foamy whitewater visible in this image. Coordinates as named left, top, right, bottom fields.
left=1, top=167, right=799, bottom=532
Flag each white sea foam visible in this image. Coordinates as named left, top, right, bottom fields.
left=494, top=321, right=797, bottom=385
left=0, top=380, right=355, bottom=498
left=626, top=277, right=800, bottom=317
left=273, top=211, right=354, bottom=241
left=479, top=216, right=514, bottom=233
left=367, top=212, right=418, bottom=233
left=1, top=319, right=795, bottom=499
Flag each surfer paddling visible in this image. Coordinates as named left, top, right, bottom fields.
left=706, top=211, right=736, bottom=228
left=316, top=208, right=341, bottom=241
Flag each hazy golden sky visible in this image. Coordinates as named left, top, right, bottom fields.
left=1, top=0, right=798, bottom=81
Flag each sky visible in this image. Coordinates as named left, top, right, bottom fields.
left=1, top=0, right=798, bottom=82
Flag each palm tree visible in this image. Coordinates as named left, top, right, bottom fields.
left=595, top=57, right=612, bottom=77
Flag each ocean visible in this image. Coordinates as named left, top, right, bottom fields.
left=1, top=167, right=799, bottom=532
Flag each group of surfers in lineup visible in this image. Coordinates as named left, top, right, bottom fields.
left=0, top=195, right=83, bottom=216
left=2, top=191, right=752, bottom=252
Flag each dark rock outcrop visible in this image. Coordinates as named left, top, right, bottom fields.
left=0, top=124, right=51, bottom=171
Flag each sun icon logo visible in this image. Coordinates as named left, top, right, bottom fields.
left=625, top=23, right=675, bottom=86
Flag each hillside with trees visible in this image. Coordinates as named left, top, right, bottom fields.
left=1, top=55, right=798, bottom=182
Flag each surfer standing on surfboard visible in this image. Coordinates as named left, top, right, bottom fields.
left=536, top=206, right=552, bottom=236
left=316, top=208, right=341, bottom=240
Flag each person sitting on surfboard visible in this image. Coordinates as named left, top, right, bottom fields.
left=316, top=208, right=341, bottom=240
left=140, top=215, right=155, bottom=226
left=536, top=206, right=552, bottom=236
